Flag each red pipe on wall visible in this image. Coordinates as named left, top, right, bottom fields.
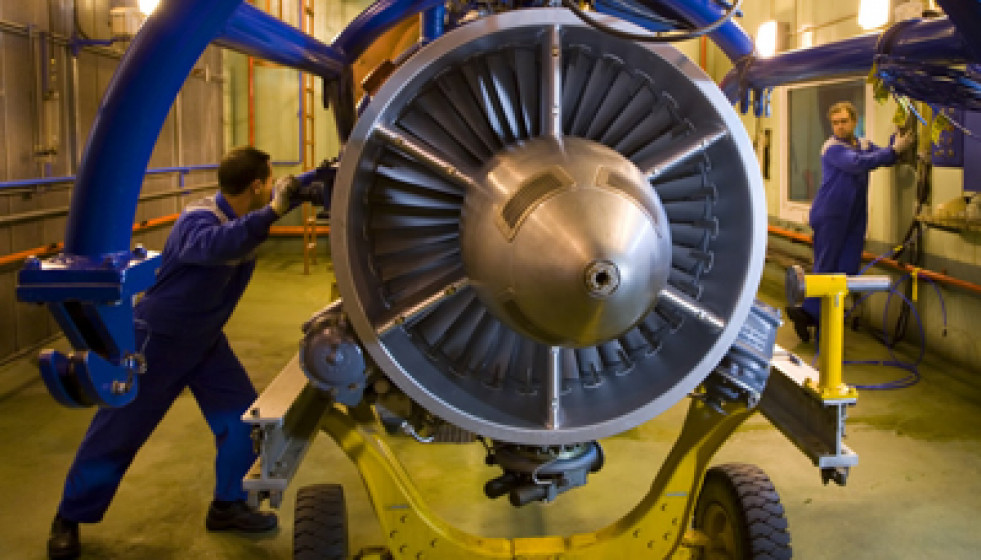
left=768, top=225, right=981, bottom=297
left=0, top=214, right=181, bottom=268
left=1, top=216, right=330, bottom=268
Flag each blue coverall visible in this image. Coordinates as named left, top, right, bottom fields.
left=58, top=193, right=279, bottom=523
left=802, top=135, right=896, bottom=322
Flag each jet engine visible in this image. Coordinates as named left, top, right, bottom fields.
left=329, top=8, right=765, bottom=452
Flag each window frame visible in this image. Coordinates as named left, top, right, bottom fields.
left=776, top=77, right=876, bottom=224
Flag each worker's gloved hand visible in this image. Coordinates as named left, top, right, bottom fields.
left=892, top=129, right=914, bottom=155
left=269, top=175, right=300, bottom=216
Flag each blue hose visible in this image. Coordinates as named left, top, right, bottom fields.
left=845, top=276, right=924, bottom=390
left=809, top=257, right=948, bottom=390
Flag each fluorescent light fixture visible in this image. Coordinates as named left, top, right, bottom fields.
left=757, top=20, right=778, bottom=57
left=858, top=0, right=890, bottom=30
left=138, top=0, right=160, bottom=15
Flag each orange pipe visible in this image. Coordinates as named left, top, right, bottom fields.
left=768, top=224, right=981, bottom=296
left=269, top=225, right=330, bottom=236
left=132, top=214, right=179, bottom=231
left=2, top=215, right=331, bottom=267
left=0, top=243, right=64, bottom=268
left=0, top=214, right=179, bottom=269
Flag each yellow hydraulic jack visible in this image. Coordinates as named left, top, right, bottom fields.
left=784, top=265, right=892, bottom=401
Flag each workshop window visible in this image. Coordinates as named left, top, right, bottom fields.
left=786, top=78, right=867, bottom=203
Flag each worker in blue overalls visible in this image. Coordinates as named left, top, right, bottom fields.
left=785, top=101, right=912, bottom=342
left=47, top=146, right=302, bottom=560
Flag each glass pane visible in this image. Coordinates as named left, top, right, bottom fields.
left=787, top=80, right=866, bottom=203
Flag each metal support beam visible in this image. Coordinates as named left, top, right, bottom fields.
left=243, top=355, right=331, bottom=508
left=760, top=347, right=858, bottom=486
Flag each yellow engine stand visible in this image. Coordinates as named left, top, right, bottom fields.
left=803, top=273, right=855, bottom=400
left=324, top=399, right=754, bottom=560
left=785, top=265, right=892, bottom=401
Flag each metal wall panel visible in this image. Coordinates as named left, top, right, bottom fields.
left=4, top=33, right=35, bottom=181
left=0, top=0, right=48, bottom=28
left=0, top=196, right=9, bottom=254
left=182, top=55, right=223, bottom=166
left=50, top=46, right=73, bottom=178
left=14, top=296, right=52, bottom=350
left=8, top=193, right=44, bottom=253
left=39, top=188, right=71, bottom=248
left=0, top=274, right=15, bottom=359
left=75, top=50, right=100, bottom=152
left=0, top=32, right=7, bottom=181
left=0, top=4, right=225, bottom=363
left=149, top=105, right=177, bottom=170
left=135, top=174, right=175, bottom=224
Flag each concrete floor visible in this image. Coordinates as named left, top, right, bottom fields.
left=1, top=253, right=980, bottom=559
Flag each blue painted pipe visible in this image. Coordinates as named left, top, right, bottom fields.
left=0, top=165, right=219, bottom=191
left=0, top=176, right=76, bottom=189
left=421, top=5, right=445, bottom=43
left=215, top=2, right=347, bottom=77
left=646, top=0, right=754, bottom=63
left=593, top=0, right=676, bottom=33
left=936, top=0, right=981, bottom=61
left=64, top=0, right=244, bottom=257
left=719, top=18, right=973, bottom=103
left=332, top=0, right=445, bottom=60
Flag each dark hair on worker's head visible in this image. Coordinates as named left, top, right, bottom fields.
left=218, top=146, right=271, bottom=195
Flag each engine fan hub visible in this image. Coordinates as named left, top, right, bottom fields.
left=461, top=137, right=671, bottom=347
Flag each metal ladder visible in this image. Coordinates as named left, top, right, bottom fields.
left=300, top=0, right=318, bottom=275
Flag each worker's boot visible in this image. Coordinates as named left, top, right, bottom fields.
left=784, top=306, right=815, bottom=343
left=205, top=500, right=278, bottom=532
left=48, top=514, right=80, bottom=560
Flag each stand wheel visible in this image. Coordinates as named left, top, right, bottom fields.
left=294, top=484, right=348, bottom=560
left=693, top=463, right=791, bottom=559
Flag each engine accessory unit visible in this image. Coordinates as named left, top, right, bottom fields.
left=300, top=301, right=367, bottom=406
left=701, top=299, right=782, bottom=413
left=482, top=440, right=605, bottom=507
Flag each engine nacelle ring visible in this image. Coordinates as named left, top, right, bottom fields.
left=332, top=9, right=766, bottom=445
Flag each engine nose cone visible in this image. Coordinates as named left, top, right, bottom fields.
left=461, top=137, right=672, bottom=348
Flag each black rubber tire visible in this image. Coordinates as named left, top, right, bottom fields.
left=294, top=484, right=348, bottom=560
left=693, top=463, right=792, bottom=560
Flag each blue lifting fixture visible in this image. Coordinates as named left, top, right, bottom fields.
left=720, top=0, right=981, bottom=115
left=15, top=0, right=438, bottom=408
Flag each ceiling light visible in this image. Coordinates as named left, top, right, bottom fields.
left=858, top=0, right=890, bottom=30
left=757, top=20, right=779, bottom=57
left=138, top=0, right=160, bottom=16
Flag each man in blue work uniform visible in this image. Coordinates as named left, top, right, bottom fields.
left=47, top=146, right=302, bottom=559
left=785, top=101, right=912, bottom=342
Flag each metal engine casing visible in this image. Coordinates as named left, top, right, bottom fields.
left=332, top=9, right=766, bottom=446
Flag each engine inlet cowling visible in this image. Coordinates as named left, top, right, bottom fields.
left=332, top=9, right=766, bottom=445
